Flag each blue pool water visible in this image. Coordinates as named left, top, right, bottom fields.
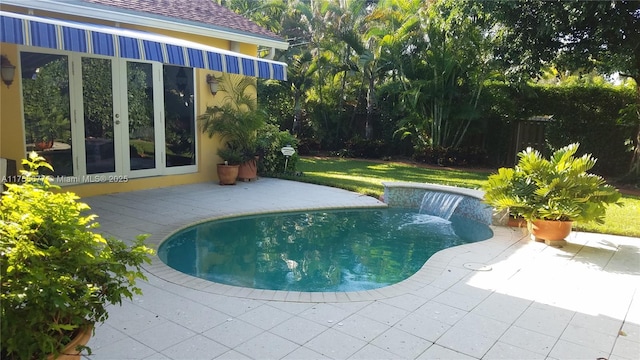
left=158, top=208, right=493, bottom=292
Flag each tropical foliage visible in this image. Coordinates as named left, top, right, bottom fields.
left=220, top=0, right=638, bottom=180
left=0, top=153, right=153, bottom=360
left=482, top=143, right=622, bottom=223
left=199, top=74, right=267, bottom=164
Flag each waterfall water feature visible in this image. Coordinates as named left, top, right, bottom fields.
left=419, top=191, right=464, bottom=220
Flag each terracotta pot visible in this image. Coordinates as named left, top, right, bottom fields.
left=48, top=324, right=93, bottom=360
left=35, top=140, right=54, bottom=150
left=508, top=216, right=527, bottom=228
left=217, top=164, right=239, bottom=185
left=530, top=219, right=573, bottom=242
left=238, top=157, right=258, bottom=181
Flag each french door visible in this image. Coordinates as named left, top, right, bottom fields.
left=79, top=57, right=162, bottom=177
left=21, top=50, right=196, bottom=183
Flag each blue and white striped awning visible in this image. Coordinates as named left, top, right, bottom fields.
left=0, top=11, right=287, bottom=81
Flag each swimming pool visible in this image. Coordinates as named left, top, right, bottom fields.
left=158, top=208, right=492, bottom=292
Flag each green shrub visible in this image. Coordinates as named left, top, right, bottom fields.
left=1, top=153, right=153, bottom=360
left=257, top=123, right=300, bottom=175
left=482, top=143, right=622, bottom=223
left=481, top=83, right=636, bottom=176
left=344, top=137, right=388, bottom=159
left=413, top=146, right=488, bottom=167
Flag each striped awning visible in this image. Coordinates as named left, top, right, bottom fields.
left=0, top=11, right=287, bottom=81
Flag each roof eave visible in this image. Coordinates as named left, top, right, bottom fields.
left=1, top=0, right=289, bottom=50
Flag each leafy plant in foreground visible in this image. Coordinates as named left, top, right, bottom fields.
left=1, top=153, right=154, bottom=360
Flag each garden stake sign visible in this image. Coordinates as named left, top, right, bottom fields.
left=281, top=145, right=295, bottom=173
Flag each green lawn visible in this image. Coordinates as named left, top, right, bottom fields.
left=292, top=157, right=640, bottom=238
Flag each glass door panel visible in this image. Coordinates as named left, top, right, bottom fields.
left=82, top=57, right=115, bottom=174
left=127, top=62, right=156, bottom=171
left=21, top=52, right=73, bottom=176
left=163, top=65, right=195, bottom=167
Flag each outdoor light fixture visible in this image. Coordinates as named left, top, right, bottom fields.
left=206, top=74, right=218, bottom=96
left=1, top=55, right=16, bottom=87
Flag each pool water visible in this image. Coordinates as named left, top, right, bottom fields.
left=158, top=208, right=492, bottom=292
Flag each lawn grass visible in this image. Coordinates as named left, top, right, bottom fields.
left=296, top=157, right=489, bottom=197
left=293, top=156, right=640, bottom=238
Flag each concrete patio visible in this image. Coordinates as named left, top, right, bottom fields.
left=83, top=179, right=640, bottom=360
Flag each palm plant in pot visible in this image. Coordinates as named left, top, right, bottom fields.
left=482, top=143, right=622, bottom=246
left=1, top=153, right=154, bottom=360
left=199, top=74, right=266, bottom=183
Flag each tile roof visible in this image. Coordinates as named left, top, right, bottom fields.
left=80, top=0, right=282, bottom=42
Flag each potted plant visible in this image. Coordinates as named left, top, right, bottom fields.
left=1, top=153, right=154, bottom=360
left=482, top=143, right=622, bottom=245
left=216, top=147, right=242, bottom=185
left=199, top=74, right=266, bottom=183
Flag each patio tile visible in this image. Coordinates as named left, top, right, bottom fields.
left=620, top=322, right=640, bottom=341
left=132, top=321, right=196, bottom=352
left=212, top=350, right=252, bottom=360
left=235, top=303, right=294, bottom=330
left=410, top=284, right=445, bottom=300
left=429, top=267, right=470, bottom=289
left=298, top=303, right=353, bottom=326
left=85, top=336, right=156, bottom=360
left=333, top=314, right=390, bottom=341
left=269, top=316, right=329, bottom=345
left=142, top=353, right=171, bottom=360
left=413, top=300, right=467, bottom=325
left=202, top=319, right=264, bottom=348
left=130, top=290, right=229, bottom=333
left=85, top=323, right=128, bottom=353
left=394, top=312, right=450, bottom=342
left=303, top=328, right=367, bottom=359
left=569, top=312, right=625, bottom=336
left=436, top=326, right=497, bottom=359
left=326, top=300, right=370, bottom=313
left=559, top=323, right=617, bottom=353
left=160, top=335, right=228, bottom=360
left=347, top=344, right=400, bottom=359
left=356, top=301, right=410, bottom=326
left=233, top=332, right=299, bottom=359
left=513, top=303, right=575, bottom=338
left=471, top=292, right=532, bottom=324
left=498, top=325, right=556, bottom=356
left=611, top=336, right=640, bottom=360
left=104, top=304, right=168, bottom=336
left=416, top=344, right=477, bottom=359
left=281, top=346, right=326, bottom=359
left=369, top=327, right=432, bottom=359
left=206, top=297, right=265, bottom=318
left=379, top=293, right=429, bottom=312
left=267, top=300, right=315, bottom=315
left=548, top=339, right=610, bottom=360
left=482, top=341, right=547, bottom=360
left=452, top=313, right=510, bottom=339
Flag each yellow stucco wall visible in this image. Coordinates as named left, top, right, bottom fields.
left=0, top=7, right=260, bottom=197
left=0, top=43, right=24, bottom=165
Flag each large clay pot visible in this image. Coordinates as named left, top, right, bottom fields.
left=238, top=157, right=258, bottom=181
left=48, top=324, right=93, bottom=360
left=217, top=164, right=239, bottom=185
left=530, top=219, right=573, bottom=246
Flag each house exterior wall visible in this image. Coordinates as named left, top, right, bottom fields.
left=0, top=7, right=259, bottom=197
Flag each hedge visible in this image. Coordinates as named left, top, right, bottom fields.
left=481, top=83, right=636, bottom=176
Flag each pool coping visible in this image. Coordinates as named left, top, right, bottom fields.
left=381, top=181, right=485, bottom=200
left=145, top=205, right=525, bottom=303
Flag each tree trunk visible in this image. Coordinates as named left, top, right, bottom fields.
left=365, top=71, right=375, bottom=139
left=627, top=80, right=640, bottom=178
